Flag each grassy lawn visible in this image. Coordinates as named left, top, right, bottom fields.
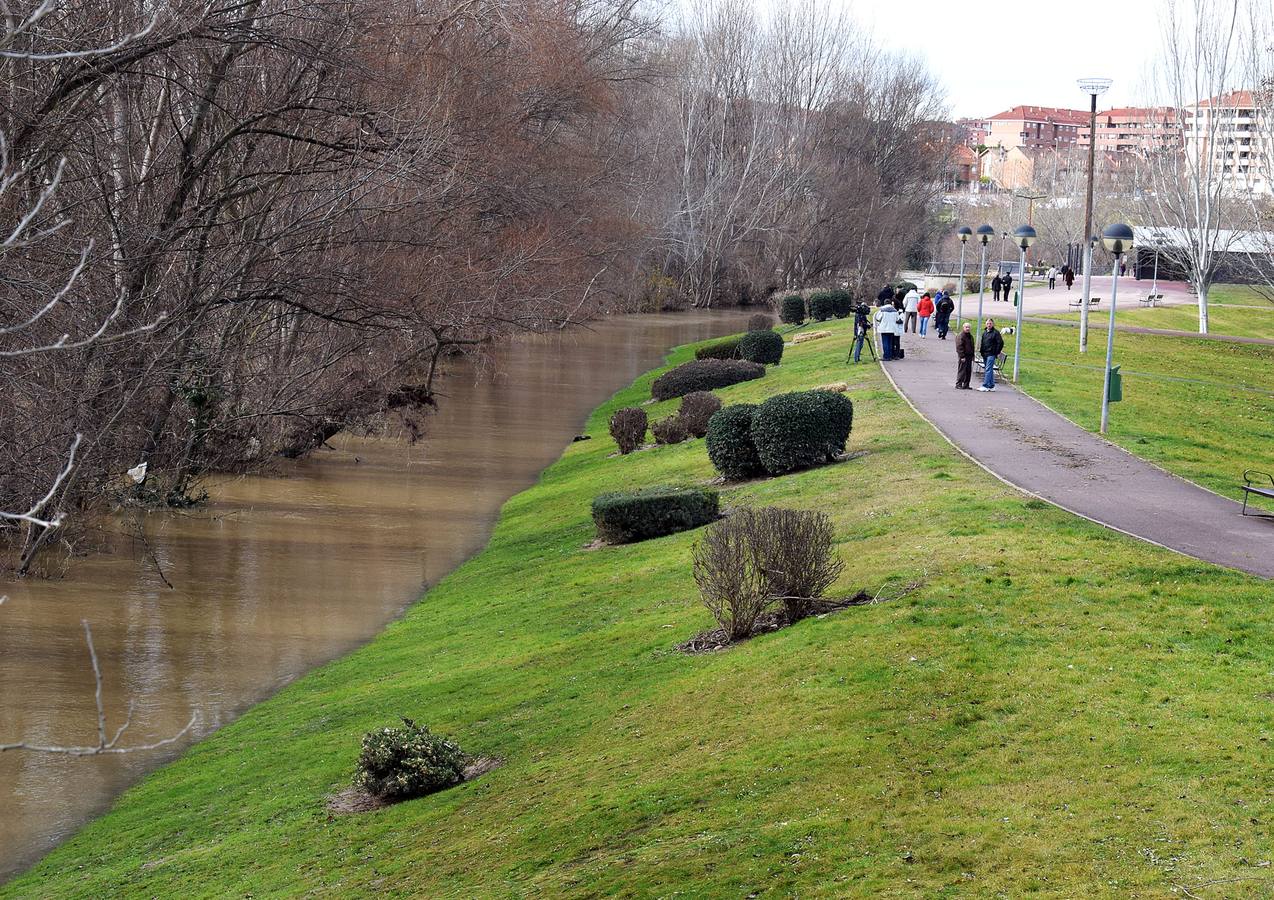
left=1038, top=303, right=1274, bottom=340
left=1006, top=322, right=1274, bottom=502
left=10, top=318, right=1274, bottom=898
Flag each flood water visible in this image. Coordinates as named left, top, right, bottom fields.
left=0, top=311, right=750, bottom=880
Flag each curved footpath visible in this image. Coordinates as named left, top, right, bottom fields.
left=879, top=337, right=1274, bottom=579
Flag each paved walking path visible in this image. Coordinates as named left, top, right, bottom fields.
left=879, top=336, right=1274, bottom=579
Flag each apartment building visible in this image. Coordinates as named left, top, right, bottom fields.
left=1185, top=91, right=1270, bottom=196
left=1078, top=107, right=1179, bottom=155
left=986, top=105, right=1089, bottom=150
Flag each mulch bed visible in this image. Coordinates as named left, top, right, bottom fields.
left=677, top=592, right=873, bottom=654
left=326, top=756, right=504, bottom=815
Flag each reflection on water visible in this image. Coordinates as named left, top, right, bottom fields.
left=0, top=311, right=749, bottom=879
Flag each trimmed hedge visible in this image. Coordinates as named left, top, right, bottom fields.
left=651, top=358, right=765, bottom=401
left=780, top=294, right=805, bottom=325
left=694, top=336, right=742, bottom=360
left=808, top=292, right=835, bottom=322
left=895, top=280, right=918, bottom=294
left=830, top=290, right=854, bottom=318
left=750, top=390, right=854, bottom=475
left=678, top=391, right=722, bottom=438
left=591, top=486, right=720, bottom=544
left=705, top=403, right=764, bottom=480
left=738, top=329, right=784, bottom=365
left=747, top=312, right=774, bottom=331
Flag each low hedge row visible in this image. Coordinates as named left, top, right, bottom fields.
left=705, top=390, right=853, bottom=479
left=694, top=336, right=742, bottom=360
left=651, top=358, right=765, bottom=401
left=591, top=486, right=720, bottom=543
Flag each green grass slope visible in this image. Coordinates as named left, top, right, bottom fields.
left=9, top=319, right=1274, bottom=898
left=1038, top=301, right=1274, bottom=341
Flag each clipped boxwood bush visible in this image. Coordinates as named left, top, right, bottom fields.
left=355, top=718, right=467, bottom=801
left=694, top=336, right=742, bottom=360
left=591, top=486, right=720, bottom=544
left=738, top=329, right=784, bottom=365
left=779, top=294, right=805, bottom=325
left=808, top=292, right=835, bottom=322
left=651, top=358, right=765, bottom=401
left=830, top=290, right=854, bottom=318
left=750, top=390, right=854, bottom=475
left=705, top=403, right=764, bottom=480
left=747, top=312, right=774, bottom=331
left=609, top=407, right=647, bottom=454
left=678, top=391, right=722, bottom=438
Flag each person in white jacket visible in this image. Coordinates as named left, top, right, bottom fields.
left=873, top=303, right=898, bottom=360
left=903, top=288, right=920, bottom=333
left=1047, top=265, right=1058, bottom=290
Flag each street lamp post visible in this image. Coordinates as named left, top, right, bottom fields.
left=1011, top=224, right=1037, bottom=382
left=1099, top=223, right=1133, bottom=434
left=1077, top=76, right=1113, bottom=353
left=956, top=226, right=973, bottom=332
left=1150, top=243, right=1160, bottom=301
left=975, top=224, right=995, bottom=331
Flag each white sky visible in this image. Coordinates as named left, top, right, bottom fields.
left=757, top=0, right=1162, bottom=118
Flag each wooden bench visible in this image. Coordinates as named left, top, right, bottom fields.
left=1067, top=296, right=1102, bottom=309
left=1139, top=293, right=1165, bottom=307
left=974, top=354, right=1006, bottom=375
left=1241, top=470, right=1274, bottom=517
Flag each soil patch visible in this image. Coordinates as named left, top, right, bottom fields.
left=326, top=756, right=505, bottom=815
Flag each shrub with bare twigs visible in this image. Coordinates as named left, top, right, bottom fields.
left=609, top=408, right=648, bottom=454
left=678, top=391, right=722, bottom=438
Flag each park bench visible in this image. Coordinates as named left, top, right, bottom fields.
left=974, top=354, right=1006, bottom=376
left=1067, top=296, right=1102, bottom=310
left=1241, top=470, right=1274, bottom=517
left=1139, top=293, right=1165, bottom=307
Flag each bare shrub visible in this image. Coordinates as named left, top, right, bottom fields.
left=692, top=507, right=844, bottom=642
left=678, top=391, right=722, bottom=438
left=609, top=408, right=648, bottom=454
left=652, top=415, right=690, bottom=445
left=748, top=313, right=774, bottom=331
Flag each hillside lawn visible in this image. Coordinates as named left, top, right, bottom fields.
left=9, top=317, right=1274, bottom=898
left=1004, top=321, right=1274, bottom=505
left=1036, top=284, right=1274, bottom=341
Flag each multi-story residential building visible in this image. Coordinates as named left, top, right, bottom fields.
left=1185, top=91, right=1270, bottom=196
left=986, top=105, right=1089, bottom=150
left=955, top=117, right=989, bottom=147
left=1078, top=107, right=1179, bottom=155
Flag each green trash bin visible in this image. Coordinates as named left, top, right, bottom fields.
left=1107, top=365, right=1123, bottom=403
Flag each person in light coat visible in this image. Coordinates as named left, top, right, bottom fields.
left=903, top=288, right=920, bottom=333
left=873, top=302, right=895, bottom=360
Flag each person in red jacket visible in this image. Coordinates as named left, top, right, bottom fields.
left=917, top=292, right=935, bottom=338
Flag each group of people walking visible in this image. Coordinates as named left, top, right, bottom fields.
left=855, top=283, right=958, bottom=363
left=1046, top=264, right=1076, bottom=290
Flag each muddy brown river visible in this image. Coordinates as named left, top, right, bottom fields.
left=0, top=311, right=750, bottom=879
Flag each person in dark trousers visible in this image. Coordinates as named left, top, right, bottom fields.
left=852, top=302, right=871, bottom=362
left=1002, top=270, right=1014, bottom=304
left=990, top=273, right=1003, bottom=303
left=978, top=318, right=1004, bottom=391
left=874, top=302, right=896, bottom=360
left=955, top=322, right=975, bottom=388
left=1047, top=265, right=1058, bottom=289
left=893, top=289, right=905, bottom=311
left=1064, top=266, right=1075, bottom=290
left=934, top=291, right=955, bottom=339
left=877, top=284, right=894, bottom=306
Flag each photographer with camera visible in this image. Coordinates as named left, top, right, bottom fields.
left=852, top=301, right=874, bottom=363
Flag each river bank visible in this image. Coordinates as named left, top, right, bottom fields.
left=9, top=318, right=1274, bottom=897
left=0, top=311, right=749, bottom=881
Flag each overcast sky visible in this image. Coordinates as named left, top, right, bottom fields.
left=750, top=0, right=1162, bottom=118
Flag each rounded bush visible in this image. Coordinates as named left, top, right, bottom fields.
left=591, top=486, right=720, bottom=544
left=355, top=718, right=466, bottom=801
left=747, top=312, right=774, bottom=332
left=780, top=294, right=806, bottom=325
left=808, top=292, right=835, bottom=322
left=609, top=407, right=647, bottom=454
left=651, top=358, right=765, bottom=401
left=705, top=403, right=764, bottom=480
left=652, top=415, right=690, bottom=445
left=750, top=390, right=854, bottom=475
left=738, top=329, right=784, bottom=365
left=830, top=290, right=854, bottom=318
left=678, top=391, right=722, bottom=438
left=695, top=336, right=742, bottom=360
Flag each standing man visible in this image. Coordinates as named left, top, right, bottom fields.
left=903, top=287, right=920, bottom=333
left=978, top=318, right=1004, bottom=392
left=852, top=302, right=871, bottom=363
left=1064, top=266, right=1075, bottom=290
left=935, top=291, right=955, bottom=339
left=1002, top=269, right=1014, bottom=305
left=991, top=272, right=1003, bottom=303
left=877, top=283, right=895, bottom=306
left=1047, top=265, right=1058, bottom=290
left=955, top=322, right=975, bottom=389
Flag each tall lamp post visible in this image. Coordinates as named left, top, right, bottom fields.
left=1149, top=241, right=1160, bottom=301
left=1011, top=224, right=1036, bottom=382
left=1077, top=76, right=1112, bottom=352
left=1099, top=223, right=1133, bottom=434
left=975, top=224, right=995, bottom=330
left=956, top=226, right=973, bottom=332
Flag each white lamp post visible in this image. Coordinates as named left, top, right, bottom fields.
left=975, top=224, right=994, bottom=331
left=956, top=226, right=973, bottom=332
left=1011, top=224, right=1036, bottom=382
left=1077, top=76, right=1113, bottom=353
left=1099, top=223, right=1133, bottom=434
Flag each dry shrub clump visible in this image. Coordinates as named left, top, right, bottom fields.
left=691, top=506, right=844, bottom=642
left=609, top=407, right=648, bottom=454
left=792, top=330, right=832, bottom=345
left=652, top=415, right=690, bottom=445
left=678, top=391, right=722, bottom=438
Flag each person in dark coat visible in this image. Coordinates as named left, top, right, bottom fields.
left=877, top=284, right=894, bottom=306
left=1002, top=270, right=1014, bottom=304
left=955, top=322, right=974, bottom=388
left=1064, top=266, right=1075, bottom=290
left=978, top=318, right=1005, bottom=391
left=893, top=289, right=905, bottom=311
left=852, top=302, right=871, bottom=363
left=934, top=292, right=955, bottom=339
left=991, top=273, right=1003, bottom=302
